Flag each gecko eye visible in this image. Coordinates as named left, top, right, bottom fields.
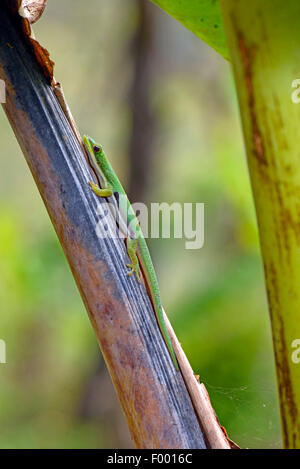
left=93, top=145, right=101, bottom=153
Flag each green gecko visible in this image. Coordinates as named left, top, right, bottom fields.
left=83, top=135, right=179, bottom=370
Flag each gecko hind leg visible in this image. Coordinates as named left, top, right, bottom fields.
left=126, top=237, right=141, bottom=283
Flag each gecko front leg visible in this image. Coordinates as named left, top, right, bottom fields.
left=89, top=181, right=113, bottom=198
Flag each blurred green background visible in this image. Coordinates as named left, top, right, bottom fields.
left=0, top=0, right=281, bottom=448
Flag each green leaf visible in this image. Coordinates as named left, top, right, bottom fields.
left=150, top=0, right=229, bottom=60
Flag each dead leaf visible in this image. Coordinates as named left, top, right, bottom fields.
left=18, top=13, right=54, bottom=85
left=19, top=0, right=47, bottom=24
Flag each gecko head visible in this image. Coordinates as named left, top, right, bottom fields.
left=83, top=135, right=103, bottom=156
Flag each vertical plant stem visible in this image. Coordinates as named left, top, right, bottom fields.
left=221, top=0, right=300, bottom=448
left=128, top=0, right=156, bottom=204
